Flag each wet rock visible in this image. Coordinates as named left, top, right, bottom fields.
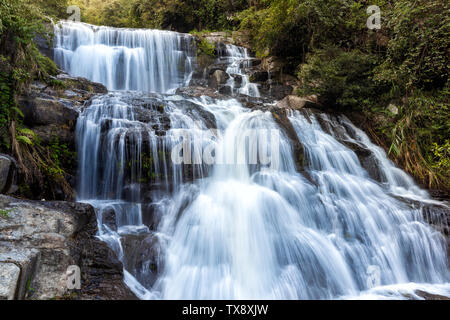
left=231, top=74, right=243, bottom=88
left=415, top=290, right=450, bottom=300
left=101, top=208, right=117, bottom=232
left=209, top=70, right=230, bottom=89
left=121, top=233, right=164, bottom=289
left=19, top=97, right=78, bottom=128
left=270, top=108, right=305, bottom=171
left=0, top=195, right=136, bottom=300
left=207, top=63, right=228, bottom=76
left=422, top=202, right=450, bottom=237
left=34, top=34, right=53, bottom=59
left=0, top=155, right=17, bottom=194
left=142, top=204, right=161, bottom=231
left=0, top=263, right=20, bottom=300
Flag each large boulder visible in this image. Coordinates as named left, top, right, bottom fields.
left=19, top=97, right=78, bottom=128
left=0, top=195, right=136, bottom=300
left=276, top=95, right=319, bottom=110
left=0, top=155, right=17, bottom=194
left=209, top=70, right=230, bottom=89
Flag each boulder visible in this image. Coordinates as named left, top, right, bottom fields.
left=19, top=97, right=79, bottom=128
left=209, top=70, right=230, bottom=89
left=0, top=263, right=20, bottom=300
left=0, top=195, right=137, bottom=300
left=176, top=86, right=225, bottom=99
left=0, top=155, right=17, bottom=194
left=121, top=233, right=164, bottom=289
left=276, top=95, right=318, bottom=110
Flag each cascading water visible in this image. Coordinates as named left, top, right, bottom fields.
left=56, top=21, right=449, bottom=300
left=54, top=21, right=195, bottom=93
left=217, top=44, right=261, bottom=97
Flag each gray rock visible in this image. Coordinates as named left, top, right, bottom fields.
left=0, top=195, right=137, bottom=300
left=0, top=155, right=17, bottom=194
left=19, top=97, right=79, bottom=128
left=0, top=263, right=20, bottom=300
left=209, top=70, right=230, bottom=89
left=275, top=95, right=318, bottom=110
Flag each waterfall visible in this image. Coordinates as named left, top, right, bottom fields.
left=62, top=22, right=449, bottom=300
left=54, top=21, right=195, bottom=93
left=218, top=44, right=261, bottom=97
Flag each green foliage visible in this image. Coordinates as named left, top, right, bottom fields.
left=196, top=37, right=216, bottom=57
left=298, top=46, right=379, bottom=111
left=73, top=0, right=249, bottom=32
left=374, top=0, right=449, bottom=92
left=0, top=209, right=12, bottom=218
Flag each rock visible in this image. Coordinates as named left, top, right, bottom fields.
left=101, top=208, right=117, bottom=232
left=415, top=290, right=450, bottom=300
left=219, top=85, right=233, bottom=95
left=0, top=263, right=20, bottom=300
left=422, top=202, right=450, bottom=237
left=270, top=108, right=305, bottom=171
left=276, top=95, right=318, bottom=110
left=19, top=97, right=79, bottom=128
left=248, top=70, right=269, bottom=83
left=0, top=195, right=136, bottom=300
left=176, top=86, right=225, bottom=99
left=209, top=70, right=230, bottom=89
left=35, top=33, right=53, bottom=59
left=0, top=155, right=17, bottom=194
left=231, top=74, right=243, bottom=87
left=142, top=204, right=161, bottom=231
left=0, top=249, right=39, bottom=300
left=267, top=84, right=294, bottom=100
left=121, top=233, right=164, bottom=289
left=32, top=124, right=75, bottom=145
left=207, top=63, right=228, bottom=76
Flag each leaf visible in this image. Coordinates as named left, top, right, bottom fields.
left=16, top=135, right=33, bottom=145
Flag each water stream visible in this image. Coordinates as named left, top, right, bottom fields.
left=54, top=21, right=449, bottom=300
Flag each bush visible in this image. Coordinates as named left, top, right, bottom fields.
left=298, top=46, right=379, bottom=111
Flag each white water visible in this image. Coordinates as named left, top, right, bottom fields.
left=218, top=44, right=261, bottom=97
left=60, top=22, right=449, bottom=300
left=54, top=21, right=194, bottom=93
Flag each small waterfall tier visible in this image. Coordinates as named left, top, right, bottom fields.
left=54, top=21, right=195, bottom=93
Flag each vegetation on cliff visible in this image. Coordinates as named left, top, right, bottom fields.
left=0, top=0, right=74, bottom=199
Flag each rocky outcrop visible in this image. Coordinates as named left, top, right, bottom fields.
left=275, top=95, right=319, bottom=111
left=209, top=70, right=230, bottom=89
left=18, top=74, right=107, bottom=146
left=0, top=155, right=17, bottom=194
left=0, top=195, right=136, bottom=300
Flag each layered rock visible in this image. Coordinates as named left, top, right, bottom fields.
left=0, top=195, right=136, bottom=300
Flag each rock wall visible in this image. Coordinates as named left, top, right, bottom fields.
left=0, top=195, right=136, bottom=300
